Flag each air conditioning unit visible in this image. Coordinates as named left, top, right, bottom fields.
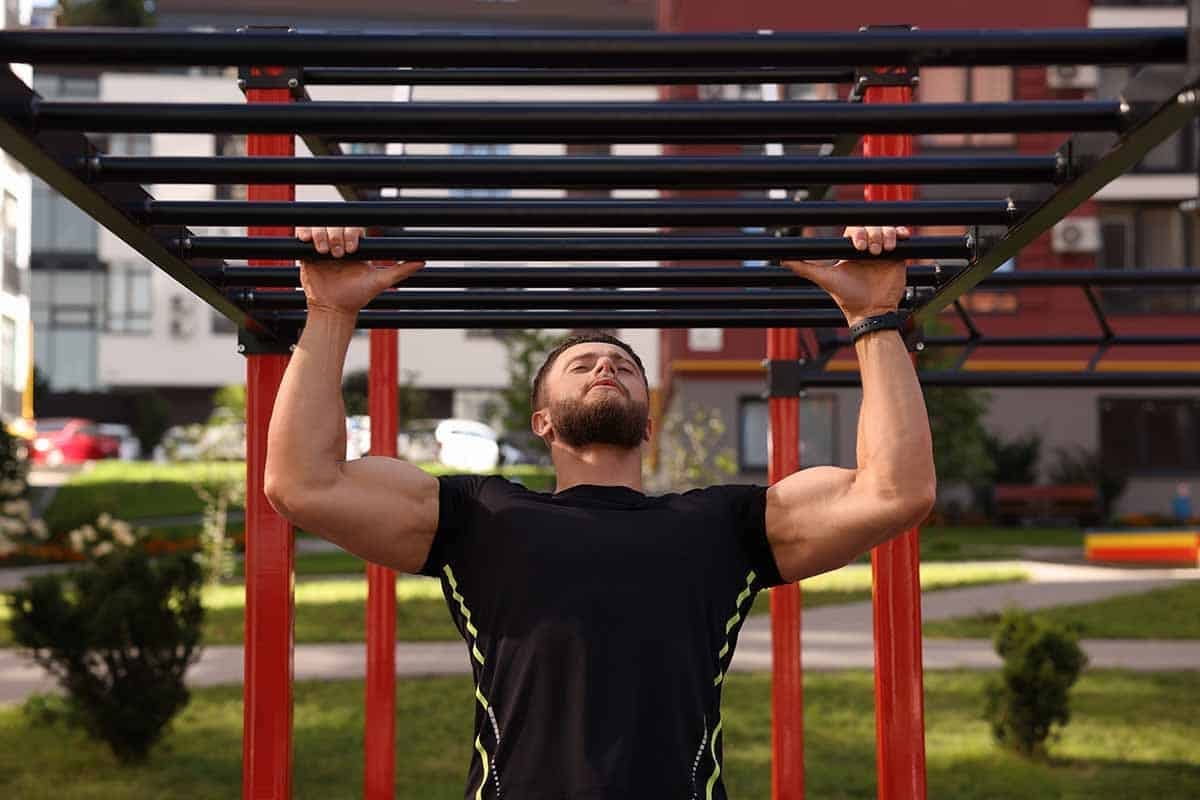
left=168, top=293, right=196, bottom=339
left=1051, top=217, right=1101, bottom=253
left=1047, top=65, right=1099, bottom=90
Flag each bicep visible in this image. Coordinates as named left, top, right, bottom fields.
left=278, top=455, right=440, bottom=574
left=765, top=465, right=918, bottom=582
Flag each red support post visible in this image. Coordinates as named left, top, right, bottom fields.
left=768, top=326, right=804, bottom=800
left=242, top=66, right=295, bottom=800
left=364, top=329, right=398, bottom=798
left=862, top=68, right=929, bottom=800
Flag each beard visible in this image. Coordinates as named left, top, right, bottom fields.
left=550, top=390, right=649, bottom=450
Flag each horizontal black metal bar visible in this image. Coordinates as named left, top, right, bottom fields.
left=301, top=66, right=859, bottom=86
left=912, top=68, right=1200, bottom=327
left=233, top=288, right=853, bottom=311
left=34, top=101, right=1126, bottom=140
left=0, top=67, right=257, bottom=335
left=840, top=334, right=1200, bottom=348
left=141, top=199, right=1020, bottom=228
left=201, top=264, right=1200, bottom=290
left=772, top=369, right=1200, bottom=389
left=85, top=155, right=1065, bottom=187
left=978, top=269, right=1200, bottom=286
left=199, top=264, right=922, bottom=289
left=0, top=28, right=1185, bottom=68
left=267, top=308, right=849, bottom=329
left=180, top=234, right=970, bottom=262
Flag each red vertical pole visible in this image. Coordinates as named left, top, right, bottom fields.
left=769, top=327, right=804, bottom=800
left=242, top=65, right=295, bottom=800
left=364, top=330, right=398, bottom=798
left=862, top=67, right=928, bottom=800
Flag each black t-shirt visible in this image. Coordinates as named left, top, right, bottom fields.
left=420, top=475, right=786, bottom=800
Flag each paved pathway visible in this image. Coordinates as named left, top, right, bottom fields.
left=1, top=561, right=1197, bottom=704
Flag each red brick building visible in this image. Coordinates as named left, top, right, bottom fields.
left=656, top=0, right=1200, bottom=516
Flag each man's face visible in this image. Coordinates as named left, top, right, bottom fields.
left=540, top=343, right=650, bottom=450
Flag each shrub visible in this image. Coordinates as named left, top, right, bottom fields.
left=0, top=422, right=51, bottom=559
left=1047, top=445, right=1127, bottom=523
left=6, top=545, right=205, bottom=763
left=983, top=608, right=1088, bottom=759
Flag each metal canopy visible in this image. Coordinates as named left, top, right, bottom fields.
left=0, top=25, right=1197, bottom=388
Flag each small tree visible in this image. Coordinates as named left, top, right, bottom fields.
left=1046, top=445, right=1127, bottom=523
left=983, top=608, right=1088, bottom=759
left=655, top=403, right=738, bottom=492
left=0, top=423, right=50, bottom=558
left=342, top=368, right=430, bottom=422
left=917, top=319, right=993, bottom=490
left=209, top=383, right=245, bottom=425
left=7, top=518, right=204, bottom=764
left=191, top=467, right=245, bottom=585
left=496, top=330, right=559, bottom=442
left=132, top=389, right=171, bottom=458
left=973, top=430, right=1043, bottom=519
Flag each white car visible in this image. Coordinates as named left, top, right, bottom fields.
left=435, top=419, right=501, bottom=472
left=96, top=423, right=141, bottom=460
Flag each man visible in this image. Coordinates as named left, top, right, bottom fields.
left=265, top=224, right=935, bottom=799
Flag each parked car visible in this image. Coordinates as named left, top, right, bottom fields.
left=96, top=423, right=141, bottom=460
left=31, top=417, right=121, bottom=465
left=435, top=418, right=501, bottom=472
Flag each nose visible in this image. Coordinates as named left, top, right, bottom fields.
left=594, top=357, right=618, bottom=377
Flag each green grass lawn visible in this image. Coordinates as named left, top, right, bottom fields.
left=42, top=461, right=554, bottom=534
left=918, top=526, right=1085, bottom=561
left=0, top=562, right=1026, bottom=648
left=0, top=670, right=1196, bottom=799
left=925, top=580, right=1200, bottom=640
left=749, top=562, right=1028, bottom=616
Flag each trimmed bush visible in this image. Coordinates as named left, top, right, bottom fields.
left=7, top=547, right=205, bottom=763
left=983, top=608, right=1088, bottom=758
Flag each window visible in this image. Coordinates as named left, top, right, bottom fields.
left=2, top=190, right=20, bottom=294
left=919, top=67, right=1015, bottom=148
left=739, top=395, right=837, bottom=471
left=1099, top=67, right=1196, bottom=173
left=1, top=316, right=16, bottom=390
left=214, top=134, right=248, bottom=201
left=4, top=0, right=19, bottom=29
left=1101, top=397, right=1200, bottom=475
left=107, top=261, right=153, bottom=334
left=1098, top=204, right=1200, bottom=314
left=449, top=144, right=512, bottom=198
left=32, top=179, right=97, bottom=254
left=29, top=256, right=103, bottom=391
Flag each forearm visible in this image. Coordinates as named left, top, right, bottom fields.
left=853, top=329, right=935, bottom=505
left=266, top=308, right=356, bottom=494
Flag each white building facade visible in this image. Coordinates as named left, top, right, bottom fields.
left=0, top=0, right=34, bottom=424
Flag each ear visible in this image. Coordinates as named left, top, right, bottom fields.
left=531, top=407, right=553, bottom=442
left=642, top=415, right=654, bottom=443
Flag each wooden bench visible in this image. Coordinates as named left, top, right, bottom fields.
left=993, top=484, right=1103, bottom=526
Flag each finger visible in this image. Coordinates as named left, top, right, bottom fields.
left=883, top=226, right=897, bottom=252
left=312, top=227, right=330, bottom=254
left=372, top=260, right=425, bottom=290
left=296, top=226, right=312, bottom=242
left=845, top=227, right=868, bottom=251
left=897, top=225, right=912, bottom=239
left=328, top=227, right=345, bottom=258
left=345, top=227, right=362, bottom=254
left=866, top=226, right=883, bottom=255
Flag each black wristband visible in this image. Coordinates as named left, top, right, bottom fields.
left=848, top=310, right=907, bottom=343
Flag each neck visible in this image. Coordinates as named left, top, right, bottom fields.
left=550, top=442, right=644, bottom=493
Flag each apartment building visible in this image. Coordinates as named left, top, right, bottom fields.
left=0, top=0, right=33, bottom=425
left=30, top=0, right=661, bottom=428
left=657, top=0, right=1200, bottom=515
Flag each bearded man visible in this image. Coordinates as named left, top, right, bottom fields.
left=265, top=224, right=935, bottom=800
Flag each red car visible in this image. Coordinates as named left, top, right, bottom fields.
left=31, top=418, right=121, bottom=466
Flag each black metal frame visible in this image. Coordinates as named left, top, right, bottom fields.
left=2, top=24, right=1200, bottom=385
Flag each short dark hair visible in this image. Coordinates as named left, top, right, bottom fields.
left=531, top=333, right=648, bottom=409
